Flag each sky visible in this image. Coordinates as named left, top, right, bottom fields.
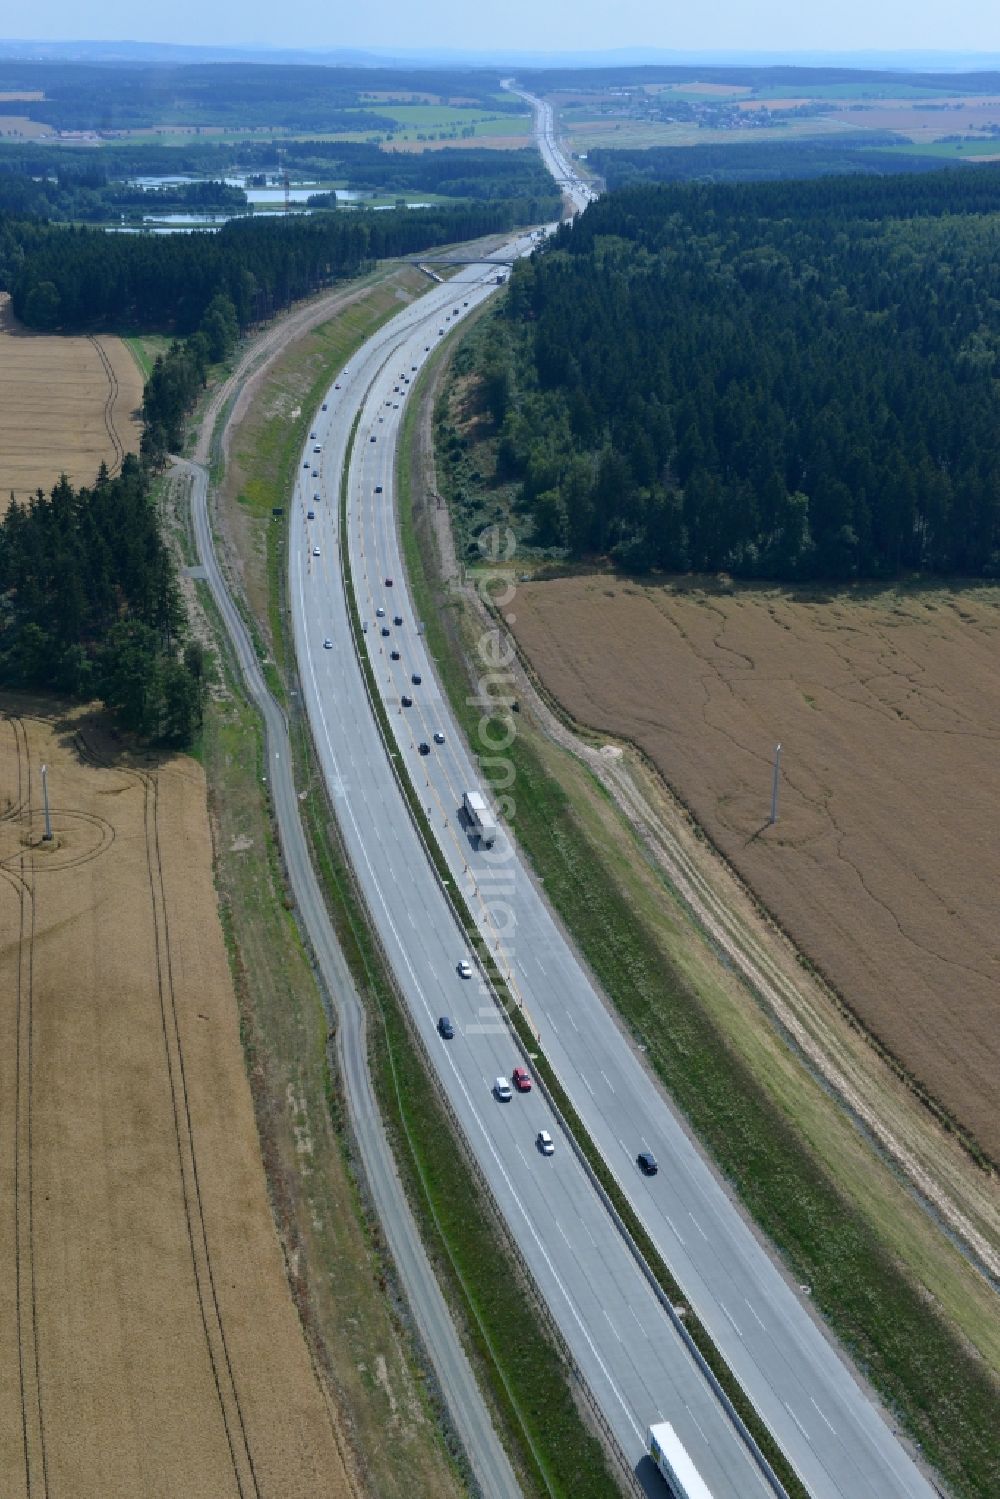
left=6, top=0, right=1000, bottom=56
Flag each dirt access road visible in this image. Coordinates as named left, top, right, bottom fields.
left=0, top=705, right=354, bottom=1499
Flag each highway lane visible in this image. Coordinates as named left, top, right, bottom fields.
left=293, top=240, right=939, bottom=1498
left=176, top=456, right=523, bottom=1499
left=362, top=91, right=938, bottom=1499
left=339, top=311, right=938, bottom=1499
left=505, top=83, right=596, bottom=215
left=292, top=259, right=776, bottom=1499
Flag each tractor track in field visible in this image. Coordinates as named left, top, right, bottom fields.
left=72, top=729, right=264, bottom=1499
left=87, top=336, right=126, bottom=479
left=1, top=715, right=48, bottom=1498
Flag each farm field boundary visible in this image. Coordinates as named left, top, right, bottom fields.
left=0, top=703, right=351, bottom=1499
left=509, top=578, right=1000, bottom=1170
left=190, top=256, right=628, bottom=1499
left=0, top=293, right=142, bottom=500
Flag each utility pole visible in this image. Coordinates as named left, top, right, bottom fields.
left=40, top=762, right=52, bottom=841
left=770, top=743, right=782, bottom=826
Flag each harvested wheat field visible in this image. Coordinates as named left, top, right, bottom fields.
left=0, top=704, right=353, bottom=1499
left=511, top=578, right=1000, bottom=1160
left=0, top=293, right=143, bottom=502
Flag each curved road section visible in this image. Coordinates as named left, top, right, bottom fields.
left=292, top=253, right=773, bottom=1499
left=290, top=231, right=939, bottom=1498
left=505, top=83, right=596, bottom=215
left=177, top=456, right=522, bottom=1499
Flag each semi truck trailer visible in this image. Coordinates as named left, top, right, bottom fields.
left=648, top=1423, right=714, bottom=1498
left=462, top=790, right=497, bottom=849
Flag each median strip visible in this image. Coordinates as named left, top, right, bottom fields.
left=337, top=325, right=802, bottom=1499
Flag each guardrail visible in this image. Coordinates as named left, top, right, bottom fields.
left=332, top=316, right=791, bottom=1499
left=330, top=371, right=641, bottom=1495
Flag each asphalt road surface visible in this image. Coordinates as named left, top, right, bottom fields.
left=288, top=234, right=940, bottom=1499
left=506, top=83, right=596, bottom=214
left=291, top=253, right=775, bottom=1499
left=177, top=456, right=523, bottom=1499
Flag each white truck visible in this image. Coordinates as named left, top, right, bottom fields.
left=648, top=1423, right=714, bottom=1498
left=462, top=790, right=497, bottom=849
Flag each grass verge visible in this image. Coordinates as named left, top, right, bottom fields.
left=328, top=397, right=624, bottom=1498
left=202, top=282, right=631, bottom=1497
left=221, top=266, right=427, bottom=686
left=400, top=340, right=1000, bottom=1499
left=167, top=512, right=468, bottom=1493
left=287, top=698, right=618, bottom=1499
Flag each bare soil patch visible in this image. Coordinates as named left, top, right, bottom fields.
left=0, top=703, right=352, bottom=1499
left=0, top=294, right=143, bottom=500
left=509, top=577, right=1000, bottom=1161
left=0, top=116, right=53, bottom=139
left=827, top=98, right=1000, bottom=139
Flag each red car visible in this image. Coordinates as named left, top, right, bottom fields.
left=512, top=1067, right=532, bottom=1093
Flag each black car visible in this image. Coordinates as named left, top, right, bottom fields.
left=390, top=648, right=401, bottom=660
left=381, top=626, right=390, bottom=637
left=370, top=435, right=376, bottom=443
left=437, top=1016, right=455, bottom=1039
left=401, top=694, right=412, bottom=707
left=637, top=1151, right=659, bottom=1177
left=411, top=672, right=422, bottom=685
left=418, top=741, right=430, bottom=755
left=375, top=485, right=383, bottom=494
left=393, top=615, right=403, bottom=626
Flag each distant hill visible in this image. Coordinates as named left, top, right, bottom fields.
left=2, top=40, right=1000, bottom=71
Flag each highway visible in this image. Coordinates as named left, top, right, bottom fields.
left=288, top=229, right=940, bottom=1497
left=289, top=253, right=777, bottom=1499
left=176, top=451, right=523, bottom=1499
left=504, top=82, right=596, bottom=215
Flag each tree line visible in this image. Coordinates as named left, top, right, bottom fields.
left=0, top=141, right=558, bottom=218
left=0, top=170, right=249, bottom=224
left=1, top=198, right=550, bottom=333
left=0, top=60, right=520, bottom=132
left=586, top=136, right=962, bottom=188
left=518, top=63, right=1000, bottom=93
left=0, top=458, right=206, bottom=744
left=473, top=166, right=1000, bottom=580
left=0, top=184, right=553, bottom=743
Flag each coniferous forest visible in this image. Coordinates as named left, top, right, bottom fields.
left=479, top=166, right=1000, bottom=580
left=0, top=458, right=206, bottom=744
left=0, top=195, right=555, bottom=743
left=1, top=199, right=549, bottom=333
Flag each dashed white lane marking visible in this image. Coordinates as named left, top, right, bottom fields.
left=784, top=1402, right=811, bottom=1442
left=689, top=1212, right=709, bottom=1242
left=719, top=1301, right=742, bottom=1339
left=664, top=1214, right=686, bottom=1248
left=745, top=1297, right=766, bottom=1330
left=811, top=1398, right=836, bottom=1434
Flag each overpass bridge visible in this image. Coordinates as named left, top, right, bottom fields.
left=408, top=254, right=517, bottom=266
